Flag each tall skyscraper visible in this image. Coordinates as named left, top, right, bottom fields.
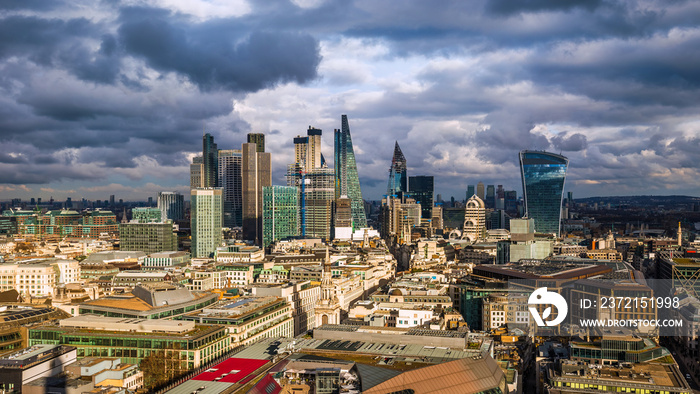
left=262, top=186, right=298, bottom=248
left=486, top=184, right=495, bottom=209
left=408, top=175, right=434, bottom=219
left=334, top=115, right=367, bottom=229
left=519, top=150, right=568, bottom=237
left=247, top=133, right=265, bottom=153
left=476, top=182, right=485, bottom=201
left=190, top=156, right=203, bottom=189
left=190, top=188, right=223, bottom=258
left=287, top=165, right=334, bottom=240
left=158, top=191, right=185, bottom=222
left=467, top=185, right=475, bottom=199
left=387, top=141, right=407, bottom=196
left=202, top=133, right=219, bottom=188
left=306, top=127, right=322, bottom=170
left=218, top=149, right=242, bottom=228
left=294, top=136, right=309, bottom=169
left=242, top=142, right=271, bottom=244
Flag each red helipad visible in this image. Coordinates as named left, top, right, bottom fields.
left=193, top=358, right=269, bottom=384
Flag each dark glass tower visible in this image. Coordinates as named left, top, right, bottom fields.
left=387, top=142, right=407, bottom=196
left=334, top=115, right=367, bottom=229
left=202, top=133, right=219, bottom=187
left=519, top=150, right=568, bottom=237
left=408, top=175, right=434, bottom=219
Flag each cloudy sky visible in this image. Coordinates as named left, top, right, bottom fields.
left=1, top=0, right=699, bottom=202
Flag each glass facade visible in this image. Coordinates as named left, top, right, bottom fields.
left=334, top=115, right=368, bottom=229
left=387, top=142, right=407, bottom=196
left=519, top=150, right=568, bottom=236
left=262, top=186, right=299, bottom=248
left=408, top=175, right=435, bottom=219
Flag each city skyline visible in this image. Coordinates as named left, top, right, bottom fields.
left=1, top=1, right=700, bottom=201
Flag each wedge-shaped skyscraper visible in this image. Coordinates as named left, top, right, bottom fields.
left=334, top=115, right=367, bottom=229
left=519, top=150, right=568, bottom=237
left=387, top=141, right=407, bottom=196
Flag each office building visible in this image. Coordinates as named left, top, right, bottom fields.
left=334, top=115, right=368, bottom=229
left=408, top=175, right=434, bottom=219
left=247, top=132, right=265, bottom=153
left=191, top=188, right=223, bottom=258
left=387, top=141, right=407, bottom=196
left=486, top=184, right=495, bottom=208
left=28, top=315, right=230, bottom=371
left=202, top=133, right=219, bottom=188
left=183, top=297, right=293, bottom=346
left=467, top=185, right=475, bottom=199
left=130, top=207, right=161, bottom=223
left=519, top=150, right=569, bottom=236
left=380, top=194, right=421, bottom=244
left=119, top=222, right=177, bottom=253
left=300, top=168, right=335, bottom=240
left=306, top=127, right=322, bottom=170
left=251, top=281, right=321, bottom=336
left=190, top=156, right=203, bottom=189
left=334, top=196, right=353, bottom=240
left=242, top=142, right=271, bottom=244
left=157, top=191, right=184, bottom=222
left=476, top=182, right=485, bottom=201
left=463, top=195, right=486, bottom=242
left=0, top=344, right=77, bottom=393
left=262, top=186, right=299, bottom=248
left=218, top=149, right=243, bottom=228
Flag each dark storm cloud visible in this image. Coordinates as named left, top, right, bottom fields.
left=486, top=0, right=603, bottom=16
left=551, top=132, right=588, bottom=151
left=117, top=6, right=321, bottom=92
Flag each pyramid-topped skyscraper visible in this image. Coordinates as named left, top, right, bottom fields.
left=334, top=115, right=368, bottom=229
left=387, top=141, right=407, bottom=196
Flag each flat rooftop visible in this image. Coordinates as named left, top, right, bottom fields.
left=59, top=315, right=195, bottom=334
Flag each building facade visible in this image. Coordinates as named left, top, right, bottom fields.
left=519, top=150, right=569, bottom=236
left=408, top=175, right=434, bottom=219
left=242, top=142, right=271, bottom=245
left=157, top=191, right=184, bottom=222
left=334, top=115, right=367, bottom=229
left=262, top=186, right=299, bottom=248
left=191, top=188, right=223, bottom=258
left=218, top=149, right=242, bottom=228
left=387, top=141, right=407, bottom=196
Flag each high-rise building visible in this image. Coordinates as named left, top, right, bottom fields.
left=218, top=150, right=242, bottom=228
left=247, top=133, right=265, bottom=153
left=288, top=166, right=334, bottom=240
left=242, top=142, right=271, bottom=244
left=294, top=136, right=309, bottom=169
left=467, top=185, right=475, bottom=199
left=476, top=182, right=485, bottom=201
left=408, top=175, right=434, bottom=219
left=306, top=127, right=322, bottom=171
left=463, top=195, right=486, bottom=242
left=202, top=133, right=219, bottom=188
left=519, top=150, right=568, bottom=237
left=191, top=188, right=223, bottom=258
left=387, top=141, right=407, bottom=196
left=158, top=191, right=185, bottom=222
left=334, top=115, right=367, bottom=229
left=486, top=185, right=495, bottom=209
left=190, top=156, right=203, bottom=189
left=262, top=186, right=299, bottom=248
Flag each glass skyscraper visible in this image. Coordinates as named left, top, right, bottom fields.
left=387, top=141, right=407, bottom=196
left=408, top=175, right=434, bottom=219
left=334, top=115, right=367, bottom=229
left=262, top=186, right=298, bottom=248
left=519, top=150, right=568, bottom=237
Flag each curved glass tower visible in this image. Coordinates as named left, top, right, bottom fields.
left=334, top=115, right=368, bottom=229
left=519, top=150, right=568, bottom=237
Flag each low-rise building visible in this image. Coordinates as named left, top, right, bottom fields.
left=0, top=344, right=77, bottom=393
left=250, top=281, right=321, bottom=335
left=79, top=283, right=218, bottom=319
left=141, top=251, right=190, bottom=270
left=182, top=297, right=293, bottom=346
left=28, top=315, right=230, bottom=370
left=65, top=357, right=142, bottom=391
